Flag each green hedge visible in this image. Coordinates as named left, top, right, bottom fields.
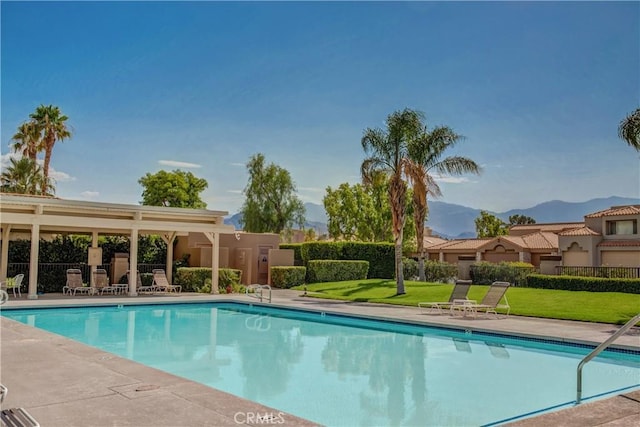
left=470, top=261, right=535, bottom=286
left=299, top=242, right=395, bottom=279
left=174, top=267, right=242, bottom=292
left=340, top=242, right=395, bottom=279
left=307, top=260, right=369, bottom=283
left=270, top=266, right=307, bottom=288
left=526, top=274, right=640, bottom=294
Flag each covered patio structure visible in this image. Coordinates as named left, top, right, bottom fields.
left=0, top=194, right=236, bottom=299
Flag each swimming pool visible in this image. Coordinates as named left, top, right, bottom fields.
left=2, top=302, right=639, bottom=426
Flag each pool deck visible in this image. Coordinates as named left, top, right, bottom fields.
left=1, top=290, right=639, bottom=426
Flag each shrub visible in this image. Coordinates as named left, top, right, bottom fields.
left=403, top=258, right=419, bottom=280
left=525, top=274, right=640, bottom=294
left=423, top=260, right=458, bottom=283
left=300, top=242, right=343, bottom=263
left=271, top=266, right=307, bottom=288
left=174, top=267, right=242, bottom=292
left=341, top=242, right=395, bottom=279
left=470, top=261, right=535, bottom=286
left=307, top=260, right=369, bottom=283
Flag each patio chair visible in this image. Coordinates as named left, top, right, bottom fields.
left=64, top=269, right=93, bottom=296
left=92, top=269, right=119, bottom=295
left=418, top=279, right=472, bottom=314
left=152, top=269, right=182, bottom=293
left=0, top=273, right=24, bottom=298
left=127, top=270, right=156, bottom=294
left=451, top=281, right=511, bottom=318
left=1, top=383, right=40, bottom=427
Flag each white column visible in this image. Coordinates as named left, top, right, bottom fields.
left=162, top=232, right=177, bottom=284
left=90, top=231, right=99, bottom=287
left=211, top=232, right=220, bottom=294
left=28, top=223, right=40, bottom=300
left=0, top=225, right=11, bottom=281
left=129, top=228, right=138, bottom=296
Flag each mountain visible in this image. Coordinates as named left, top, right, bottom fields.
left=225, top=196, right=640, bottom=238
left=223, top=207, right=328, bottom=235
left=426, top=196, right=640, bottom=238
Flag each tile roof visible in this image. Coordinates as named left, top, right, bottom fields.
left=428, top=232, right=559, bottom=252
left=521, top=232, right=559, bottom=249
left=558, top=226, right=601, bottom=236
left=509, top=223, right=584, bottom=235
left=427, top=239, right=492, bottom=251
left=585, top=205, right=640, bottom=218
left=597, top=240, right=640, bottom=247
left=422, top=236, right=449, bottom=248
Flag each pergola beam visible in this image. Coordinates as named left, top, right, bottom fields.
left=0, top=194, right=235, bottom=299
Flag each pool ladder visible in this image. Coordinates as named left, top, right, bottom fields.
left=245, top=284, right=272, bottom=303
left=576, top=312, right=640, bottom=404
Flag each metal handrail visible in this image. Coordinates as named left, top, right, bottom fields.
left=577, top=312, right=640, bottom=403
left=245, top=284, right=272, bottom=303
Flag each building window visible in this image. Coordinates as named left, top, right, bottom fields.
left=606, top=219, right=637, bottom=235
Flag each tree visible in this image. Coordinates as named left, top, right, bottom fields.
left=508, top=214, right=536, bottom=225
left=11, top=121, right=42, bottom=161
left=1, top=157, right=54, bottom=196
left=475, top=211, right=508, bottom=238
left=618, top=108, right=640, bottom=151
left=323, top=172, right=415, bottom=242
left=361, top=108, right=423, bottom=295
left=240, top=153, right=306, bottom=234
left=405, top=122, right=481, bottom=281
left=29, top=104, right=72, bottom=186
left=138, top=169, right=208, bottom=208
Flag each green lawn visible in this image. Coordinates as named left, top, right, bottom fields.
left=293, top=279, right=640, bottom=324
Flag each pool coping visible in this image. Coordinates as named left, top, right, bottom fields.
left=1, top=291, right=639, bottom=426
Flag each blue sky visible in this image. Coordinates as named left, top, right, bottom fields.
left=2, top=1, right=639, bottom=216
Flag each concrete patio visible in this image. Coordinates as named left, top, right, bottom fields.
left=1, top=290, right=638, bottom=426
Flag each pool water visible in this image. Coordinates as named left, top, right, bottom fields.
left=3, top=303, right=639, bottom=426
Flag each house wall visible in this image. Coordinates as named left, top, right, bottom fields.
left=600, top=250, right=640, bottom=267
left=562, top=242, right=590, bottom=266
left=175, top=232, right=281, bottom=284
left=559, top=235, right=599, bottom=266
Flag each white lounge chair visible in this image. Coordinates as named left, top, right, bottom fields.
left=92, top=269, right=119, bottom=295
left=451, top=281, right=511, bottom=317
left=64, top=269, right=93, bottom=296
left=418, top=279, right=472, bottom=314
left=152, top=269, right=182, bottom=293
left=127, top=270, right=156, bottom=294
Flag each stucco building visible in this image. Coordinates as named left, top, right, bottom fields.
left=424, top=205, right=640, bottom=269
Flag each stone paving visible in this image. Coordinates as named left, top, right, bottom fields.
left=0, top=290, right=638, bottom=426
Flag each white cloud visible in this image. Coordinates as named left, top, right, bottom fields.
left=433, top=176, right=470, bottom=184
left=49, top=168, right=75, bottom=182
left=0, top=152, right=75, bottom=181
left=80, top=191, right=100, bottom=199
left=230, top=162, right=245, bottom=167
left=227, top=189, right=243, bottom=194
left=158, top=160, right=202, bottom=168
left=0, top=151, right=19, bottom=170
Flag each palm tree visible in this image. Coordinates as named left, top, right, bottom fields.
left=618, top=108, right=640, bottom=151
left=29, top=104, right=72, bottom=188
left=361, top=108, right=424, bottom=295
left=406, top=125, right=481, bottom=281
left=0, top=157, right=54, bottom=196
left=11, top=121, right=42, bottom=160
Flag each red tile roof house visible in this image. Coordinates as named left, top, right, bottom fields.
left=424, top=205, right=640, bottom=271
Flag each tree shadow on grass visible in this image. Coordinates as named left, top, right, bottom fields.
left=341, top=280, right=398, bottom=301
